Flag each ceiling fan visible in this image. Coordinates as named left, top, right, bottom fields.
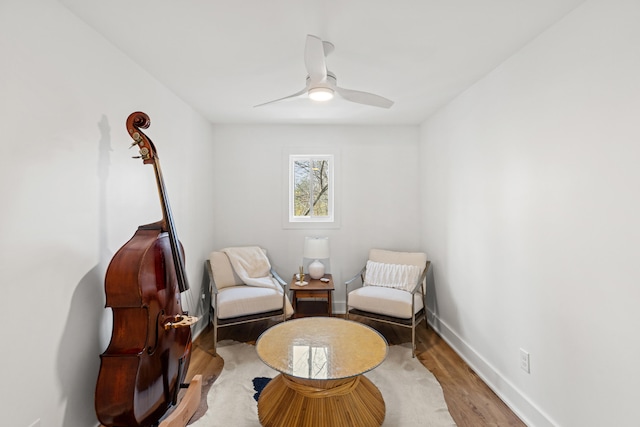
left=255, top=34, right=394, bottom=109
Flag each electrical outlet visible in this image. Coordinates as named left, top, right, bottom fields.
left=520, top=349, right=530, bottom=373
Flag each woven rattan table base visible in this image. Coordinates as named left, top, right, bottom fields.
left=258, top=373, right=385, bottom=426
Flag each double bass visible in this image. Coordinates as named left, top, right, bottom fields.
left=95, top=112, right=197, bottom=427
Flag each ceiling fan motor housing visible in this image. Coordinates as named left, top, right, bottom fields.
left=306, top=71, right=337, bottom=89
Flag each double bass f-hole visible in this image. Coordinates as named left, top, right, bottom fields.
left=147, top=309, right=163, bottom=355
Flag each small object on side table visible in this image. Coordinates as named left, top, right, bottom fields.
left=295, top=266, right=308, bottom=286
left=289, top=274, right=334, bottom=318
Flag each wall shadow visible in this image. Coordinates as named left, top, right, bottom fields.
left=425, top=262, right=459, bottom=335
left=57, top=115, right=112, bottom=426
left=425, top=263, right=440, bottom=327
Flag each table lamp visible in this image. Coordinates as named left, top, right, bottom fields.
left=304, top=236, right=329, bottom=280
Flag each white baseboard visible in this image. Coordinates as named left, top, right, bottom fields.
left=426, top=310, right=558, bottom=427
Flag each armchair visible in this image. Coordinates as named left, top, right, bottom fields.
left=206, top=247, right=293, bottom=354
left=345, top=249, right=430, bottom=357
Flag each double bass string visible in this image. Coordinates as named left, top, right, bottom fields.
left=150, top=133, right=202, bottom=324
left=136, top=112, right=201, bottom=334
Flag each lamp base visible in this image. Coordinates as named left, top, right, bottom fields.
left=308, top=259, right=325, bottom=280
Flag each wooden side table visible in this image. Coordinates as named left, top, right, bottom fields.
left=289, top=273, right=334, bottom=318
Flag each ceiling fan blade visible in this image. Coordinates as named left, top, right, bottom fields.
left=336, top=87, right=394, bottom=109
left=253, top=87, right=308, bottom=107
left=322, top=41, right=335, bottom=56
left=305, top=34, right=327, bottom=83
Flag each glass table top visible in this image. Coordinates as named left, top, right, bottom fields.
left=255, top=317, right=388, bottom=380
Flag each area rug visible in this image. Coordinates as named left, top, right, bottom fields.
left=190, top=340, right=456, bottom=426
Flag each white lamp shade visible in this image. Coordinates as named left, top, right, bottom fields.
left=304, top=237, right=330, bottom=259
left=304, top=237, right=330, bottom=279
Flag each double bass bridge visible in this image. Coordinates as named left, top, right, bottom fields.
left=163, top=314, right=199, bottom=330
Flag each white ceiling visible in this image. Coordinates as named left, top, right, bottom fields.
left=60, top=0, right=584, bottom=125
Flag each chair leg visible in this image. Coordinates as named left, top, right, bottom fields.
left=411, top=325, right=416, bottom=358
left=212, top=294, right=219, bottom=355
left=213, top=316, right=218, bottom=356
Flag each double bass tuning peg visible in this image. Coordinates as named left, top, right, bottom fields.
left=129, top=132, right=142, bottom=148
left=128, top=131, right=143, bottom=147
left=129, top=131, right=152, bottom=160
left=132, top=147, right=151, bottom=160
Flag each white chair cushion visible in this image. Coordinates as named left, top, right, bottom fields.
left=368, top=249, right=427, bottom=267
left=210, top=251, right=243, bottom=289
left=216, top=285, right=287, bottom=319
left=348, top=286, right=424, bottom=319
left=210, top=248, right=268, bottom=289
left=364, top=260, right=423, bottom=292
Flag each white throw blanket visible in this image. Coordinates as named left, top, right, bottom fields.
left=364, top=260, right=423, bottom=292
left=222, top=246, right=278, bottom=289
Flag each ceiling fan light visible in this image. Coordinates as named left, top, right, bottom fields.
left=308, top=87, right=334, bottom=102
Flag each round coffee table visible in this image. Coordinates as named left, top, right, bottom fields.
left=255, top=317, right=388, bottom=427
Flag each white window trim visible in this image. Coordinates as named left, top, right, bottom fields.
left=283, top=147, right=341, bottom=230
left=289, top=154, right=334, bottom=223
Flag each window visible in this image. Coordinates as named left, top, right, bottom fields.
left=292, top=345, right=329, bottom=379
left=289, top=154, right=334, bottom=223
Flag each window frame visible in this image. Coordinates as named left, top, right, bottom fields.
left=289, top=154, right=334, bottom=223
left=283, top=148, right=340, bottom=229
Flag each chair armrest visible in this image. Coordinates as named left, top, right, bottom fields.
left=205, top=259, right=219, bottom=295
left=270, top=268, right=290, bottom=318
left=345, top=266, right=366, bottom=313
left=409, top=260, right=431, bottom=294
left=270, top=268, right=288, bottom=290
left=345, top=266, right=366, bottom=289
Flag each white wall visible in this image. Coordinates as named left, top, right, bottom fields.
left=210, top=124, right=422, bottom=306
left=0, top=1, right=216, bottom=426
left=419, top=0, right=640, bottom=425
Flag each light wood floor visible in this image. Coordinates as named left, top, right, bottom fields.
left=186, top=316, right=525, bottom=427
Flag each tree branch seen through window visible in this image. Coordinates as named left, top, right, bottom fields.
left=291, top=155, right=333, bottom=221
